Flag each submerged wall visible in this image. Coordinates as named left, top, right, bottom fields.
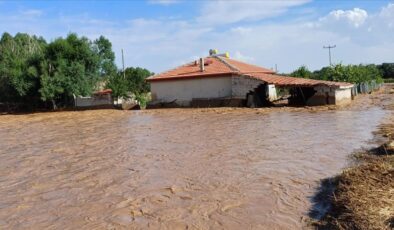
left=232, top=75, right=277, bottom=101
left=231, top=75, right=262, bottom=98
left=75, top=94, right=112, bottom=107
left=306, top=86, right=352, bottom=106
left=335, top=88, right=352, bottom=105
left=150, top=76, right=233, bottom=106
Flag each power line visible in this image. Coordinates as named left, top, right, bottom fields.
left=323, top=45, right=336, bottom=66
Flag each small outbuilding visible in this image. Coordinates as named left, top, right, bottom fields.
left=74, top=89, right=113, bottom=109
left=147, top=51, right=354, bottom=107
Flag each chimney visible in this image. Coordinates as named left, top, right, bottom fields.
left=199, top=57, right=205, bottom=72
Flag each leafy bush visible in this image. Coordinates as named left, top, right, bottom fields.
left=291, top=63, right=383, bottom=84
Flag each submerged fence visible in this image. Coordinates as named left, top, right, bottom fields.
left=351, top=80, right=382, bottom=96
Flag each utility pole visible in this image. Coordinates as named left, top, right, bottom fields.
left=121, top=49, right=126, bottom=79
left=323, top=45, right=336, bottom=66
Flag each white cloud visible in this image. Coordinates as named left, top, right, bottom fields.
left=0, top=2, right=393, bottom=73
left=197, top=0, right=310, bottom=26
left=20, top=9, right=43, bottom=17
left=148, top=0, right=179, bottom=5
left=321, top=8, right=368, bottom=28
left=380, top=3, right=394, bottom=18
left=379, top=3, right=394, bottom=28
left=233, top=51, right=255, bottom=62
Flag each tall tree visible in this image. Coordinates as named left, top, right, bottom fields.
left=0, top=33, right=46, bottom=105
left=106, top=67, right=152, bottom=100
left=39, top=33, right=101, bottom=108
left=124, top=67, right=152, bottom=94
left=93, top=36, right=117, bottom=78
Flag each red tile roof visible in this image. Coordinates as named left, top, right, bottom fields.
left=246, top=73, right=354, bottom=88
left=147, top=56, right=353, bottom=88
left=223, top=57, right=275, bottom=74
left=147, top=57, right=236, bottom=81
left=146, top=56, right=275, bottom=81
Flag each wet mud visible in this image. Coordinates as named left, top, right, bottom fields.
left=0, top=95, right=387, bottom=229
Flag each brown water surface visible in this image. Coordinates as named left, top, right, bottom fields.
left=0, top=103, right=386, bottom=229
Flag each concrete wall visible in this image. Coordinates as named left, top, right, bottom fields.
left=150, top=76, right=232, bottom=106
left=306, top=86, right=334, bottom=106
left=306, top=85, right=352, bottom=106
left=75, top=94, right=112, bottom=107
left=232, top=75, right=277, bottom=101
left=231, top=75, right=262, bottom=98
left=335, top=88, right=352, bottom=105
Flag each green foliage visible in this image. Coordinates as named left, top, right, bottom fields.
left=290, top=65, right=313, bottom=79
left=0, top=32, right=119, bottom=110
left=106, top=74, right=129, bottom=99
left=124, top=67, right=152, bottom=94
left=41, top=33, right=101, bottom=102
left=93, top=36, right=117, bottom=77
left=106, top=67, right=152, bottom=102
left=135, top=93, right=151, bottom=109
left=291, top=63, right=383, bottom=84
left=0, top=33, right=46, bottom=103
left=377, top=63, right=394, bottom=79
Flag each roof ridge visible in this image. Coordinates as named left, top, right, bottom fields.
left=225, top=58, right=275, bottom=73
left=148, top=60, right=197, bottom=79
left=214, top=56, right=240, bottom=72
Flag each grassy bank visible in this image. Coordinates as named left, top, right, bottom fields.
left=313, top=85, right=394, bottom=230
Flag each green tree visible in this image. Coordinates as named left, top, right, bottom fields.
left=312, top=67, right=331, bottom=81
left=310, top=64, right=382, bottom=83
left=377, top=63, right=394, bottom=79
left=93, top=36, right=117, bottom=78
left=106, top=74, right=129, bottom=99
left=0, top=33, right=46, bottom=104
left=290, top=65, right=313, bottom=79
left=0, top=32, right=119, bottom=111
left=124, top=67, right=152, bottom=94
left=39, top=33, right=102, bottom=108
left=106, top=67, right=152, bottom=101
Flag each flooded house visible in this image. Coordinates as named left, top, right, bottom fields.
left=147, top=50, right=354, bottom=107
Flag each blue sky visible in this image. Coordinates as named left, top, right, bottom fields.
left=1, top=0, right=393, bottom=73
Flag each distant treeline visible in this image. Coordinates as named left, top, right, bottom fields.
left=0, top=32, right=151, bottom=112
left=289, top=63, right=394, bottom=83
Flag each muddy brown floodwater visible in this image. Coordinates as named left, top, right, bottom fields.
left=0, top=98, right=387, bottom=229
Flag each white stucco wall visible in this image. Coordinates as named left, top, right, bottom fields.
left=307, top=85, right=352, bottom=105
left=335, top=88, right=352, bottom=105
left=150, top=76, right=232, bottom=106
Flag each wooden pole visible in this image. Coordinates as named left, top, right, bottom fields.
left=122, top=49, right=126, bottom=79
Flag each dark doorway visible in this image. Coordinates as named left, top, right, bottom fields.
left=288, top=87, right=317, bottom=106
left=246, top=83, right=272, bottom=107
